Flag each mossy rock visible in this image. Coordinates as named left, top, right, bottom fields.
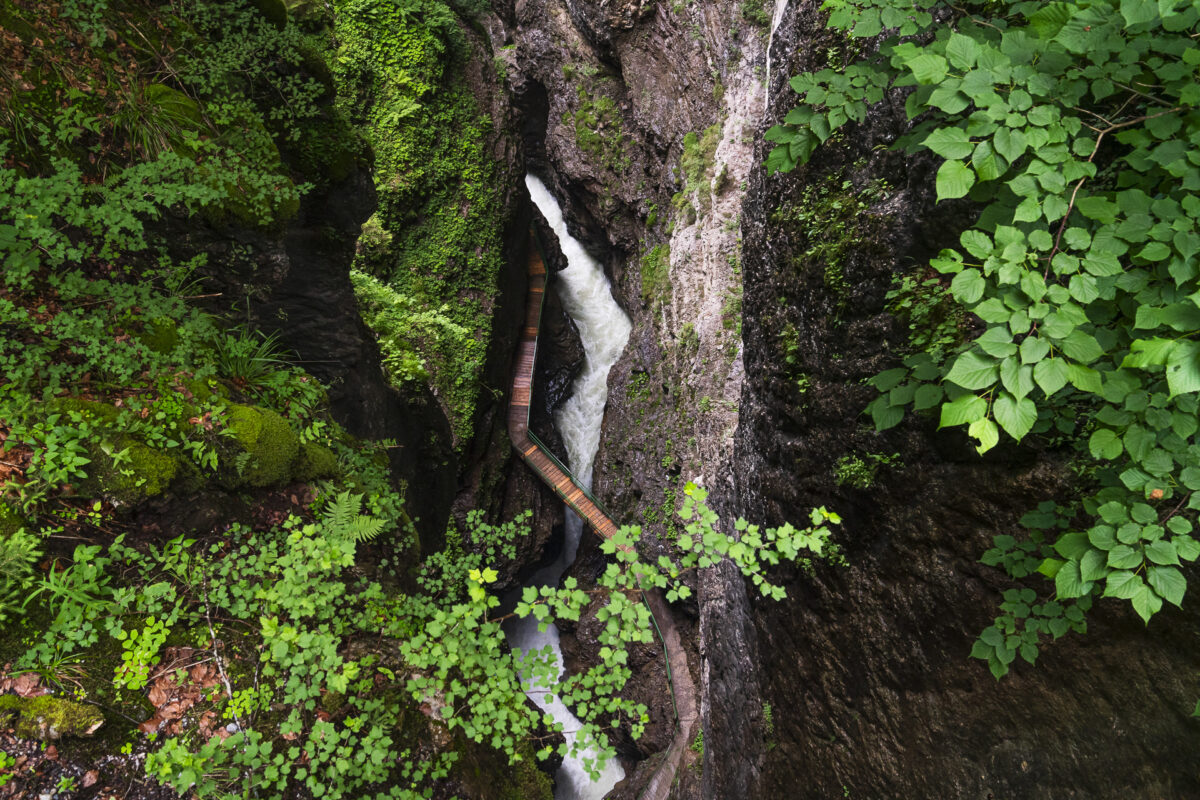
left=87, top=443, right=180, bottom=504
left=45, top=397, right=121, bottom=426
left=0, top=695, right=104, bottom=740
left=136, top=317, right=181, bottom=355
left=250, top=0, right=289, bottom=28
left=293, top=442, right=338, bottom=482
left=184, top=378, right=229, bottom=404
left=0, top=502, right=25, bottom=537
left=225, top=404, right=300, bottom=487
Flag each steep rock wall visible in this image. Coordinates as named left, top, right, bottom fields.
left=725, top=2, right=1200, bottom=798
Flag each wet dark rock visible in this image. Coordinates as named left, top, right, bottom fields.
left=715, top=2, right=1200, bottom=798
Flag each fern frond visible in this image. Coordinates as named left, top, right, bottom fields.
left=321, top=491, right=384, bottom=542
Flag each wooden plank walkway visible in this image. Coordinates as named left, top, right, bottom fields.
left=507, top=232, right=699, bottom=800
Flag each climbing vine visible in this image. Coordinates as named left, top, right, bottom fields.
left=768, top=0, right=1200, bottom=677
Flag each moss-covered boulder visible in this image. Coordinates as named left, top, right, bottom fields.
left=84, top=442, right=180, bottom=504
left=293, top=442, right=339, bottom=482
left=225, top=404, right=300, bottom=487
left=111, top=444, right=179, bottom=501
left=0, top=695, right=104, bottom=740
left=45, top=397, right=121, bottom=425
left=0, top=502, right=25, bottom=537
left=136, top=317, right=181, bottom=355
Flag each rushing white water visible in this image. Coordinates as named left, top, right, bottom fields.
left=764, top=0, right=790, bottom=112
left=505, top=174, right=632, bottom=800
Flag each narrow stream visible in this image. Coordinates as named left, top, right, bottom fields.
left=504, top=174, right=632, bottom=800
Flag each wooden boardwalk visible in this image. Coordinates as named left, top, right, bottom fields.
left=506, top=241, right=620, bottom=539
left=508, top=233, right=699, bottom=800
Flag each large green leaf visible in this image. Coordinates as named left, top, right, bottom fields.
left=936, top=159, right=976, bottom=200
left=1131, top=583, right=1163, bottom=624
left=1033, top=357, right=1070, bottom=396
left=969, top=417, right=1000, bottom=454
left=906, top=53, right=950, bottom=85
left=1166, top=340, right=1200, bottom=397
left=1055, top=559, right=1089, bottom=599
left=1088, top=429, right=1123, bottom=459
left=923, top=128, right=974, bottom=160
left=945, top=32, right=980, bottom=68
left=993, top=392, right=1037, bottom=440
left=1147, top=565, right=1186, bottom=606
left=939, top=393, right=987, bottom=427
left=946, top=351, right=999, bottom=390
left=1103, top=569, right=1142, bottom=600
left=1120, top=0, right=1159, bottom=26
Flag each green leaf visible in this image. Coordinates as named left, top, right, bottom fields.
left=867, top=395, right=905, bottom=430
left=972, top=141, right=1007, bottom=181
left=969, top=417, right=1000, bottom=454
left=1147, top=565, right=1186, bottom=606
left=1067, top=363, right=1102, bottom=394
left=977, top=327, right=1017, bottom=358
left=1166, top=341, right=1200, bottom=397
left=1054, top=531, right=1091, bottom=560
left=1000, top=357, right=1035, bottom=399
left=1088, top=524, right=1116, bottom=550
left=1103, top=569, right=1142, bottom=600
left=913, top=383, right=944, bottom=410
left=1107, top=544, right=1143, bottom=570
left=945, top=33, right=980, bottom=69
left=1055, top=558, right=1088, bottom=599
left=993, top=393, right=1037, bottom=440
left=946, top=351, right=999, bottom=390
left=950, top=268, right=986, bottom=304
left=1088, top=429, right=1123, bottom=460
left=923, top=128, right=974, bottom=160
left=936, top=160, right=976, bottom=200
left=907, top=53, right=949, bottom=85
left=1038, top=557, right=1065, bottom=578
left=1131, top=582, right=1163, bottom=624
left=1020, top=336, right=1050, bottom=365
left=1033, top=358, right=1070, bottom=396
left=993, top=128, right=1027, bottom=163
left=1080, top=548, right=1109, bottom=582
left=939, top=393, right=987, bottom=427
left=1060, top=330, right=1103, bottom=363
left=1120, top=0, right=1158, bottom=26
left=1145, top=540, right=1180, bottom=566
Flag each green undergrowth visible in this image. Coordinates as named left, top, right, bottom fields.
left=671, top=122, right=723, bottom=227
left=563, top=83, right=630, bottom=173
left=330, top=0, right=508, bottom=446
left=769, top=175, right=889, bottom=311
left=640, top=242, right=672, bottom=305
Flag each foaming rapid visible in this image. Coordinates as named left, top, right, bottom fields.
left=505, top=174, right=632, bottom=800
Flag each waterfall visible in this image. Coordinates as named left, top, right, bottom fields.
left=765, top=0, right=790, bottom=112
left=504, top=174, right=632, bottom=800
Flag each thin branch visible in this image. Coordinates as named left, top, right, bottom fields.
left=1044, top=107, right=1182, bottom=274
left=1112, top=80, right=1174, bottom=108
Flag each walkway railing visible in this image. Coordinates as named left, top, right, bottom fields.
left=507, top=231, right=698, bottom=800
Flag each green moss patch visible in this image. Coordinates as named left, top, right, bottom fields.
left=225, top=404, right=301, bottom=487
left=0, top=695, right=105, bottom=740
left=294, top=442, right=339, bottom=481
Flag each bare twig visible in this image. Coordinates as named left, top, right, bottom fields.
left=1044, top=107, right=1182, bottom=275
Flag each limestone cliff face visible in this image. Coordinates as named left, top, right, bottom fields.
left=494, top=0, right=779, bottom=794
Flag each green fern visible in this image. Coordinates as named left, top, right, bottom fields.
left=321, top=491, right=385, bottom=543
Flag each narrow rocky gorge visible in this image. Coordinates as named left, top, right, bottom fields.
left=3, top=0, right=1194, bottom=796
left=490, top=0, right=1200, bottom=798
